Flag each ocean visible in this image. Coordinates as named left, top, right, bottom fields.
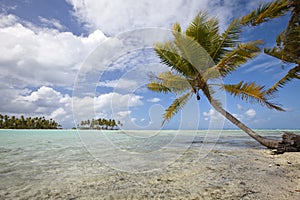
left=0, top=129, right=299, bottom=198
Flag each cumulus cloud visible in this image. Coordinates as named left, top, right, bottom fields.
left=0, top=13, right=111, bottom=127
left=0, top=14, right=107, bottom=88
left=66, top=0, right=210, bottom=34
left=72, top=92, right=144, bottom=128
left=3, top=86, right=144, bottom=128
left=66, top=0, right=269, bottom=34
left=2, top=86, right=73, bottom=126
left=94, top=92, right=143, bottom=111
left=50, top=108, right=67, bottom=119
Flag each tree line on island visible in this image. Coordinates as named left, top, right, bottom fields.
left=0, top=114, right=62, bottom=129
left=78, top=118, right=122, bottom=130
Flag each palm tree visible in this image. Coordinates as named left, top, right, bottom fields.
left=0, top=114, right=3, bottom=128
left=111, top=119, right=117, bottom=130
left=147, top=12, right=290, bottom=150
left=4, top=115, right=9, bottom=128
left=241, top=0, right=299, bottom=93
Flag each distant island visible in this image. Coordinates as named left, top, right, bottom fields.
left=0, top=114, right=62, bottom=129
left=77, top=118, right=122, bottom=130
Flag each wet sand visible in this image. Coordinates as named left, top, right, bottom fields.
left=1, top=148, right=299, bottom=200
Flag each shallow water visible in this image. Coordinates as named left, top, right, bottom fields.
left=0, top=129, right=299, bottom=198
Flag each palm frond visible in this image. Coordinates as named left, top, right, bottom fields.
left=185, top=12, right=220, bottom=56
left=147, top=82, right=171, bottom=93
left=266, top=25, right=300, bottom=64
left=267, top=65, right=300, bottom=94
left=241, top=0, right=290, bottom=26
left=212, top=18, right=241, bottom=62
left=204, top=40, right=263, bottom=78
left=264, top=47, right=295, bottom=63
left=173, top=29, right=214, bottom=74
left=155, top=71, right=191, bottom=94
left=222, top=81, right=284, bottom=111
left=154, top=42, right=195, bottom=77
left=279, top=26, right=300, bottom=63
left=162, top=93, right=192, bottom=125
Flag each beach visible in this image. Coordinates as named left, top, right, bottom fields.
left=0, top=130, right=299, bottom=199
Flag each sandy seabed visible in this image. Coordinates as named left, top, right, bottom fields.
left=1, top=148, right=299, bottom=200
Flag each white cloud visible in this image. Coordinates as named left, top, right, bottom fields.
left=117, top=111, right=131, bottom=118
left=72, top=92, right=143, bottom=127
left=50, top=108, right=66, bottom=119
left=94, top=92, right=143, bottom=110
left=0, top=14, right=107, bottom=88
left=0, top=14, right=18, bottom=27
left=203, top=109, right=223, bottom=121
left=4, top=86, right=144, bottom=128
left=245, top=109, right=256, bottom=118
left=66, top=0, right=210, bottom=34
left=97, top=79, right=139, bottom=91
left=66, top=0, right=268, bottom=35
left=147, top=98, right=161, bottom=103
left=0, top=13, right=111, bottom=127
left=2, top=86, right=73, bottom=127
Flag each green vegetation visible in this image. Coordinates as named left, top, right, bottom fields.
left=78, top=118, right=122, bottom=130
left=241, top=0, right=299, bottom=93
left=147, top=12, right=285, bottom=150
left=0, top=114, right=62, bottom=129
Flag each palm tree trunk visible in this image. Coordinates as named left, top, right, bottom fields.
left=199, top=81, right=300, bottom=152
left=210, top=100, right=280, bottom=149
left=201, top=84, right=281, bottom=149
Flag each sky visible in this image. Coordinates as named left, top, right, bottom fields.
left=0, top=0, right=299, bottom=129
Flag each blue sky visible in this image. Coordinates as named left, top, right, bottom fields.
left=0, top=0, right=299, bottom=129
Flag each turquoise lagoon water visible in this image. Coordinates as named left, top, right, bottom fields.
left=0, top=129, right=299, bottom=196
left=1, top=129, right=298, bottom=169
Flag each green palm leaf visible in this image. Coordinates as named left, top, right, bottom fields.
left=185, top=12, right=220, bottom=56
left=162, top=93, right=192, bottom=124
left=222, top=81, right=284, bottom=111
left=154, top=42, right=196, bottom=77
left=267, top=65, right=300, bottom=94
left=204, top=40, right=263, bottom=78
left=173, top=28, right=214, bottom=74
left=264, top=47, right=295, bottom=63
left=147, top=82, right=171, bottom=93
left=241, top=0, right=299, bottom=93
left=155, top=71, right=191, bottom=94
left=240, top=0, right=290, bottom=26
left=212, top=18, right=241, bottom=62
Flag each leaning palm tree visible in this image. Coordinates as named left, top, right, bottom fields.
left=241, top=0, right=299, bottom=93
left=146, top=12, right=296, bottom=151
